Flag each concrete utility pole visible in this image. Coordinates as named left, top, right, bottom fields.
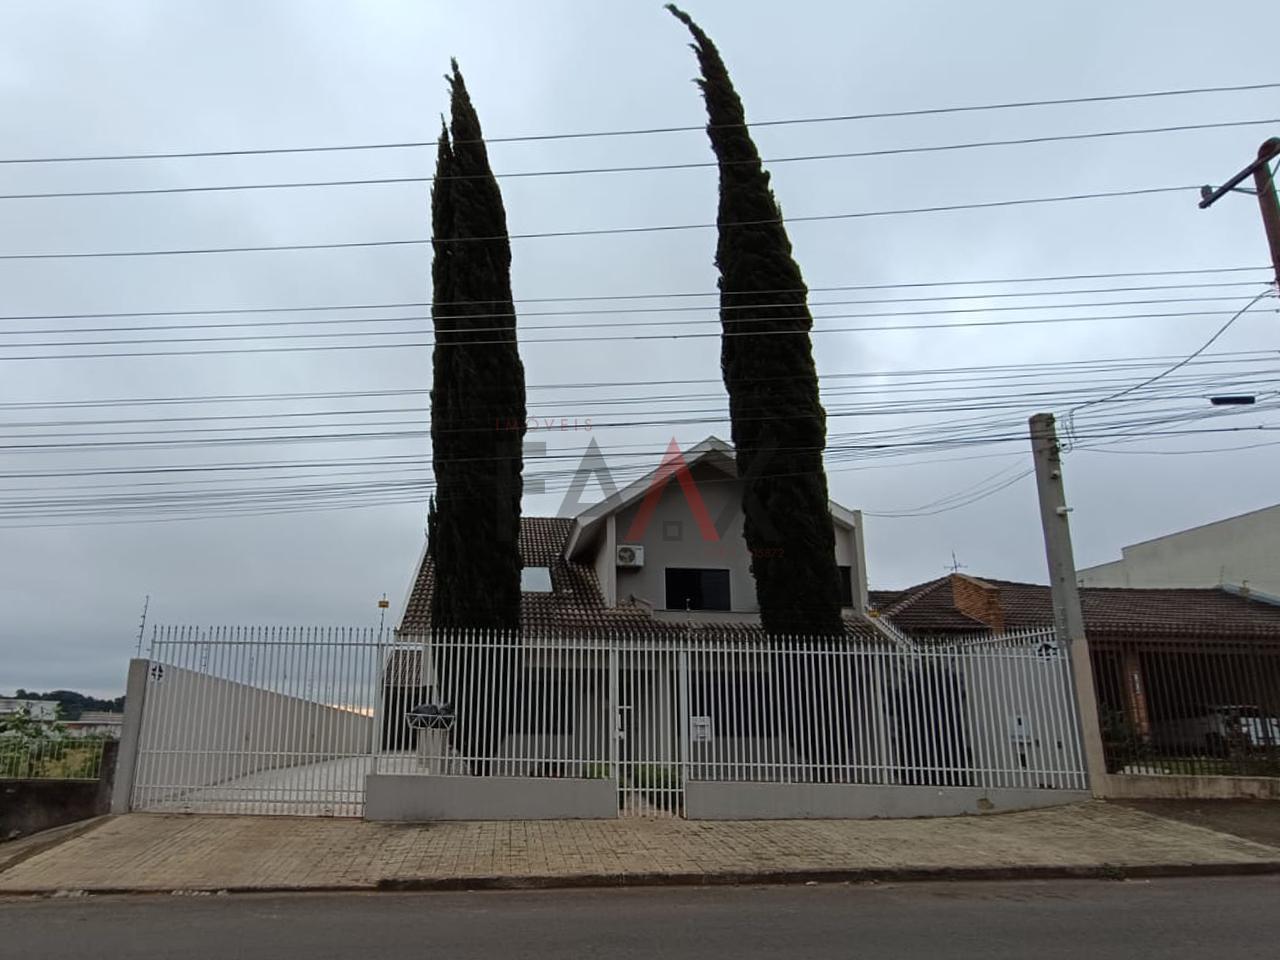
left=1199, top=137, right=1280, bottom=288
left=1028, top=413, right=1109, bottom=795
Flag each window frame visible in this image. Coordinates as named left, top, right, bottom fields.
left=664, top=567, right=732, bottom=612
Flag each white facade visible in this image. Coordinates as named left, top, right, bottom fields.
left=1078, top=503, right=1280, bottom=598
left=566, top=437, right=869, bottom=623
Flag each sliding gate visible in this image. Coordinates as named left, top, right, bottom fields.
left=130, top=627, right=384, bottom=816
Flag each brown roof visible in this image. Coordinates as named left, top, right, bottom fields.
left=399, top=515, right=879, bottom=641
left=875, top=574, right=1280, bottom=641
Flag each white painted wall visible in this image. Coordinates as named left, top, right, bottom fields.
left=609, top=462, right=863, bottom=619
left=1078, top=504, right=1280, bottom=596
left=131, top=663, right=373, bottom=805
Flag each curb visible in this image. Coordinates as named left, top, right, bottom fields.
left=375, top=860, right=1280, bottom=892
left=5, top=859, right=1280, bottom=898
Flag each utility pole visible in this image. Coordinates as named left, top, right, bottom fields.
left=1028, top=414, right=1109, bottom=795
left=1199, top=137, right=1280, bottom=288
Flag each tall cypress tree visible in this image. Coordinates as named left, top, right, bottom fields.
left=666, top=6, right=843, bottom=637
left=430, top=60, right=527, bottom=632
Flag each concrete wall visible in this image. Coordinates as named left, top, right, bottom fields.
left=685, top=780, right=1089, bottom=819
left=1098, top=773, right=1280, bottom=800
left=1078, top=503, right=1280, bottom=596
left=131, top=662, right=373, bottom=805
left=1, top=741, right=116, bottom=840
left=365, top=773, right=617, bottom=820
left=613, top=462, right=863, bottom=617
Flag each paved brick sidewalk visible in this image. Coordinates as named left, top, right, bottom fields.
left=1, top=802, right=1278, bottom=894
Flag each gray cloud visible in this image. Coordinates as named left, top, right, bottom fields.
left=2, top=0, right=1278, bottom=695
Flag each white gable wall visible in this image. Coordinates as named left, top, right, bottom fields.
left=603, top=461, right=864, bottom=621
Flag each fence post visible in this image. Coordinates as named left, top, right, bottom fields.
left=608, top=642, right=619, bottom=781
left=110, top=658, right=151, bottom=814
left=678, top=648, right=691, bottom=784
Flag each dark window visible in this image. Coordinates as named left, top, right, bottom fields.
left=838, top=565, right=854, bottom=607
left=665, top=568, right=731, bottom=611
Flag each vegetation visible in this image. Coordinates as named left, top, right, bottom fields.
left=0, top=708, right=105, bottom=780
left=429, top=59, right=527, bottom=632
left=427, top=62, right=528, bottom=774
left=665, top=5, right=843, bottom=637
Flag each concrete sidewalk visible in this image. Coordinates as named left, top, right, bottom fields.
left=1, top=802, right=1278, bottom=895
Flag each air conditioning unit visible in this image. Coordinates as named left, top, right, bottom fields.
left=616, top=544, right=645, bottom=568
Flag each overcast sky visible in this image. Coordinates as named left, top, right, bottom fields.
left=2, top=1, right=1279, bottom=696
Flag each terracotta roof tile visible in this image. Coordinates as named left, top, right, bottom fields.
left=879, top=573, right=1280, bottom=641
left=399, top=516, right=880, bottom=642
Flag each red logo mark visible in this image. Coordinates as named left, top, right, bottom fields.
left=624, top=438, right=719, bottom=542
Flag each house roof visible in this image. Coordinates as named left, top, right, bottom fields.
left=399, top=515, right=879, bottom=641
left=871, top=574, right=1280, bottom=641
left=564, top=435, right=860, bottom=560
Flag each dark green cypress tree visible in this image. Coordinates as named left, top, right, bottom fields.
left=429, top=60, right=527, bottom=632
left=666, top=6, right=843, bottom=637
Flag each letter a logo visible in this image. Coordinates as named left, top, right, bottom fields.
left=624, top=439, right=719, bottom=542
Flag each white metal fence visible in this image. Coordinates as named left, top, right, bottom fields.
left=0, top=735, right=107, bottom=780
left=384, top=628, right=1087, bottom=816
left=129, top=626, right=1085, bottom=818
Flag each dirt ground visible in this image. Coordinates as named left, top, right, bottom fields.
left=1118, top=800, right=1280, bottom=849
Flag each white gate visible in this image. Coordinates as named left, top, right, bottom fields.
left=131, top=627, right=383, bottom=816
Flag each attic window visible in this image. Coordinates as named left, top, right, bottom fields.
left=521, top=566, right=553, bottom=593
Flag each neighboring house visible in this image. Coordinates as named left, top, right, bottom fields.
left=63, top=711, right=123, bottom=739
left=400, top=437, right=874, bottom=639
left=870, top=573, right=1280, bottom=769
left=1078, top=503, right=1280, bottom=599
left=0, top=699, right=59, bottom=722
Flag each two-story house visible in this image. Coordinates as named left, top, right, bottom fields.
left=399, top=437, right=873, bottom=638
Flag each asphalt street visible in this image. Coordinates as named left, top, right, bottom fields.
left=3, top=876, right=1278, bottom=959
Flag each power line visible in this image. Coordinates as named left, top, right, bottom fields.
left=2, top=397, right=1270, bottom=454
left=0, top=370, right=1229, bottom=425
left=0, top=306, right=1264, bottom=361
left=3, top=81, right=1277, bottom=164
left=2, top=423, right=1273, bottom=527
left=1064, top=289, right=1278, bottom=445
left=0, top=185, right=1199, bottom=260
left=1080, top=289, right=1277, bottom=407
left=0, top=291, right=1262, bottom=336
left=5, top=304, right=1274, bottom=360
left=3, top=119, right=1274, bottom=200
left=5, top=349, right=1269, bottom=410
left=1, top=266, right=1266, bottom=321
left=863, top=468, right=1036, bottom=518
left=7, top=377, right=1262, bottom=439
